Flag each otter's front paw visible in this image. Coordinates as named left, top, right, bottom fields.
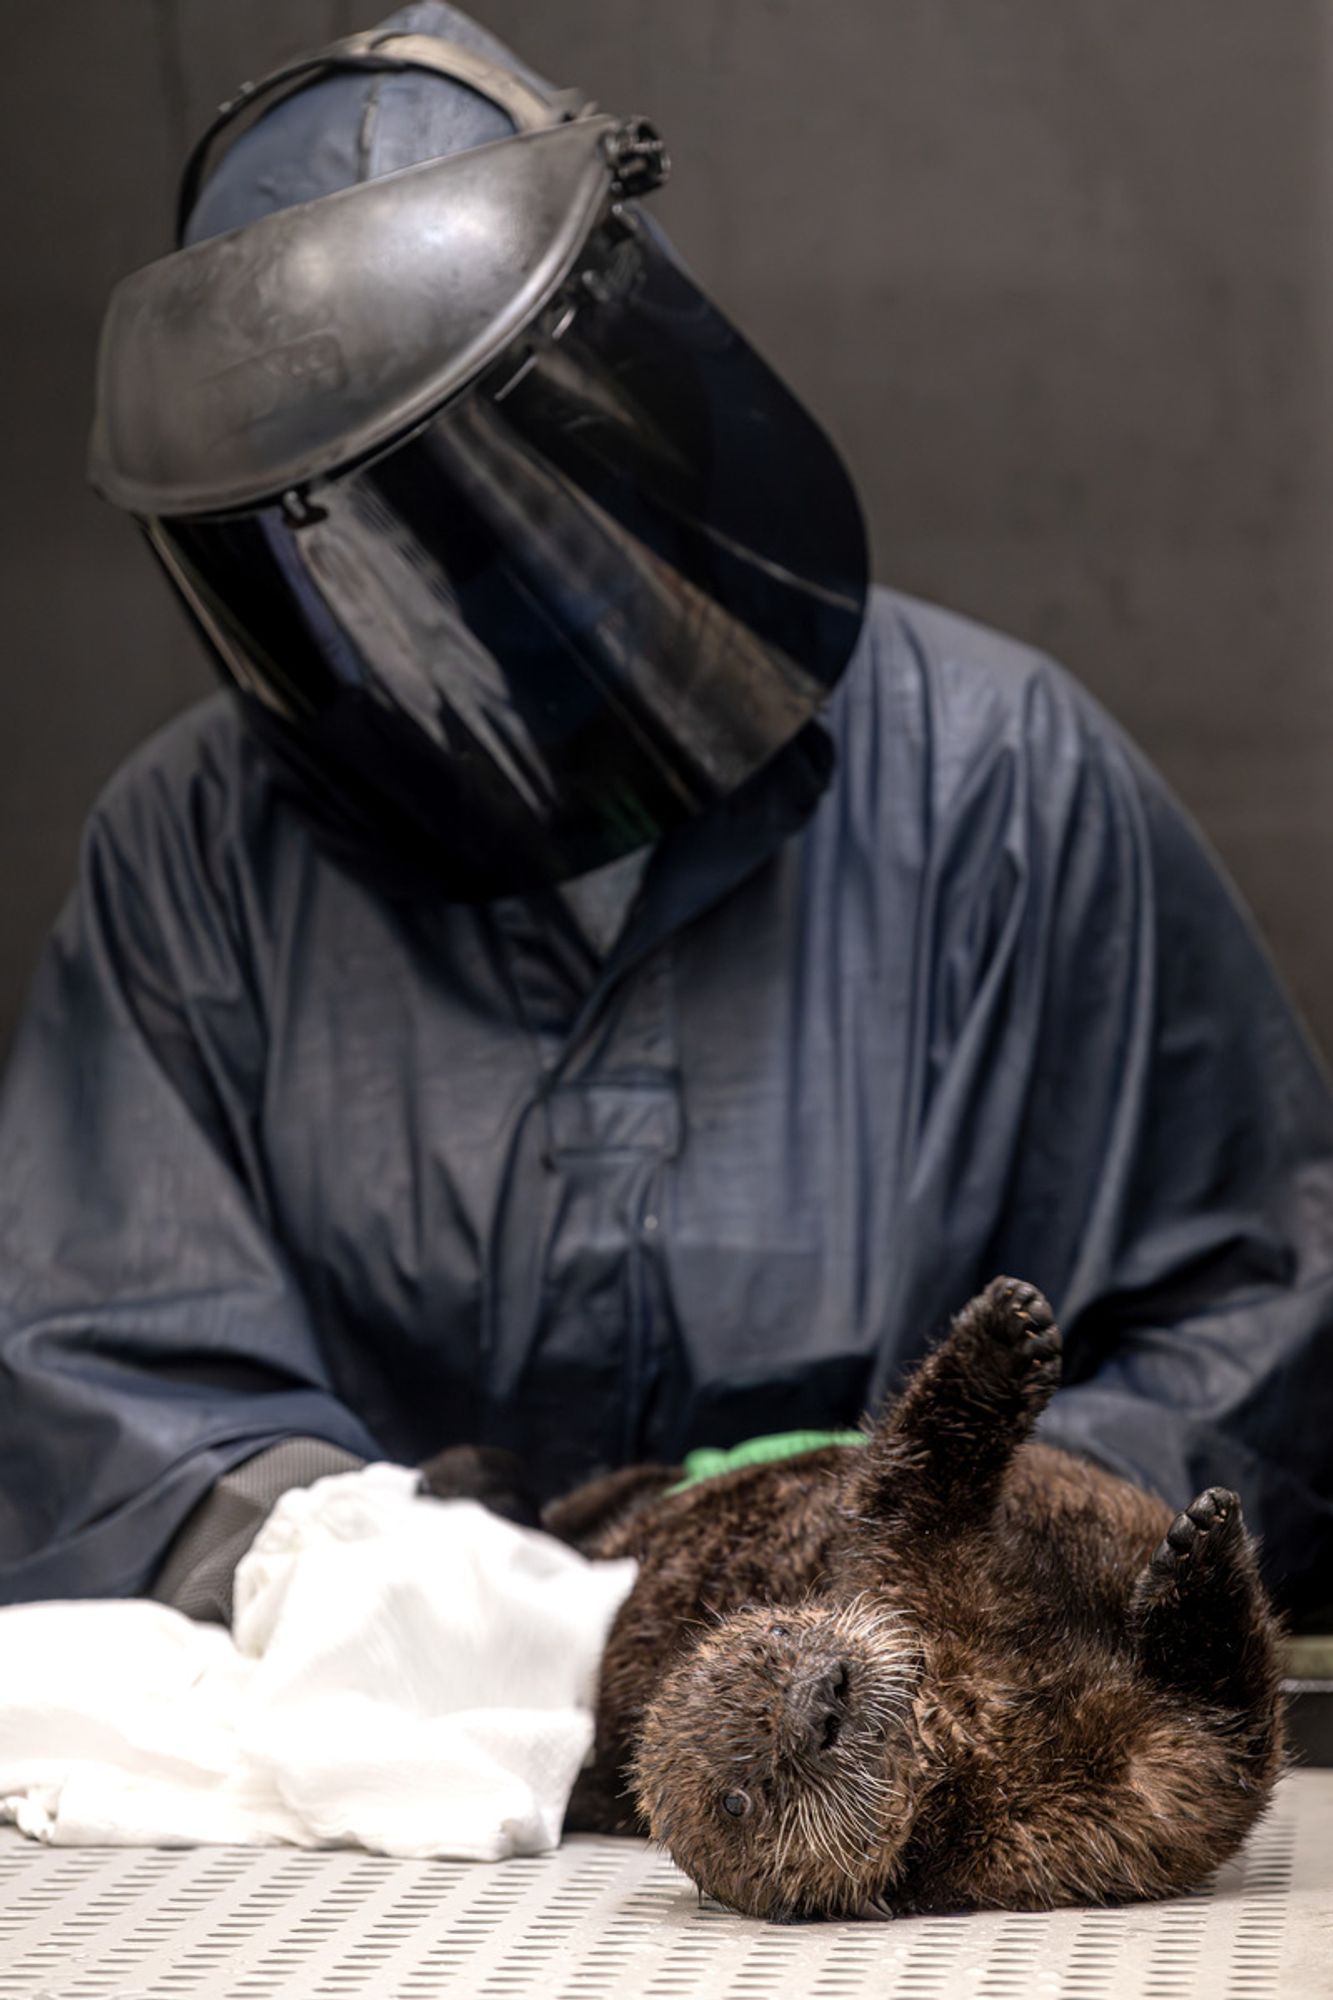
left=1142, top=1487, right=1244, bottom=1598
left=961, top=1276, right=1062, bottom=1407
left=851, top=1276, right=1065, bottom=1535
left=1130, top=1487, right=1277, bottom=1715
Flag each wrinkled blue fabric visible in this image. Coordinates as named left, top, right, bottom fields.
left=2, top=1, right=1330, bottom=1622
left=2, top=590, right=1332, bottom=1620
left=185, top=2, right=545, bottom=246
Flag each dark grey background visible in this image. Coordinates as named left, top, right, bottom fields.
left=2, top=2, right=1330, bottom=1057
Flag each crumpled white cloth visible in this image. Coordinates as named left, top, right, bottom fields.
left=0, top=1464, right=638, bottom=1859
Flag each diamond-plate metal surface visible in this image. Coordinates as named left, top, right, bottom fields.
left=0, top=1771, right=1328, bottom=1999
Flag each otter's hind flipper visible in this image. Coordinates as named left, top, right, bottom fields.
left=417, top=1444, right=546, bottom=1530
left=847, top=1277, right=1062, bottom=1537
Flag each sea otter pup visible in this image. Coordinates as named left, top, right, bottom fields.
left=422, top=1278, right=1283, bottom=1918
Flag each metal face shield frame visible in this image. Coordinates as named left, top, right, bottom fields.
left=89, top=66, right=868, bottom=899
left=90, top=111, right=663, bottom=519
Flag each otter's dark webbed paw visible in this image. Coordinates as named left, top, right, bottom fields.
left=848, top=1277, right=1063, bottom=1538
left=961, top=1277, right=1062, bottom=1410
left=1132, top=1487, right=1277, bottom=1717
left=1145, top=1487, right=1244, bottom=1594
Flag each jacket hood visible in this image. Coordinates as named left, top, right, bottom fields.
left=185, top=2, right=553, bottom=246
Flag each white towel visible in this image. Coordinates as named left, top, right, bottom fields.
left=0, top=1464, right=638, bottom=1859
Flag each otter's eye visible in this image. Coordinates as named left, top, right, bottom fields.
left=722, top=1790, right=752, bottom=1820
left=769, top=1622, right=791, bottom=1639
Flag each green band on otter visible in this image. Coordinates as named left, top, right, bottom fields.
left=668, top=1428, right=868, bottom=1494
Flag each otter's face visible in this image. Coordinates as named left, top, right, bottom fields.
left=632, top=1595, right=922, bottom=1920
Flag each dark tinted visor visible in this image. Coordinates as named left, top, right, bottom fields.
left=151, top=218, right=868, bottom=898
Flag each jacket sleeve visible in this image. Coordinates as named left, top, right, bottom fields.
left=916, top=650, right=1333, bottom=1625
left=150, top=1438, right=367, bottom=1623
left=0, top=761, right=385, bottom=1604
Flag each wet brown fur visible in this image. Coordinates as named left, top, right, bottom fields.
left=421, top=1279, right=1284, bottom=1919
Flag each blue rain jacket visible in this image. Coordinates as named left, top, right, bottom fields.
left=1, top=590, right=1332, bottom=1621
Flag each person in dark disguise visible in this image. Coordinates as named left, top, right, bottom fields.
left=1, top=2, right=1330, bottom=1630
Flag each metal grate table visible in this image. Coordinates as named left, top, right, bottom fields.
left=1, top=1770, right=1329, bottom=2000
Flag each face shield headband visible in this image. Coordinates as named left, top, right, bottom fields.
left=88, top=30, right=869, bottom=899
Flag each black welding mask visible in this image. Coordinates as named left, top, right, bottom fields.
left=88, top=24, right=868, bottom=899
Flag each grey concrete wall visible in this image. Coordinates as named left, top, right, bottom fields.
left=2, top=1, right=1331, bottom=1058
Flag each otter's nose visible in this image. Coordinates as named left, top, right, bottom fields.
left=792, top=1657, right=852, bottom=1754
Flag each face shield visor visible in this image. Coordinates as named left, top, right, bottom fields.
left=89, top=30, right=869, bottom=899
